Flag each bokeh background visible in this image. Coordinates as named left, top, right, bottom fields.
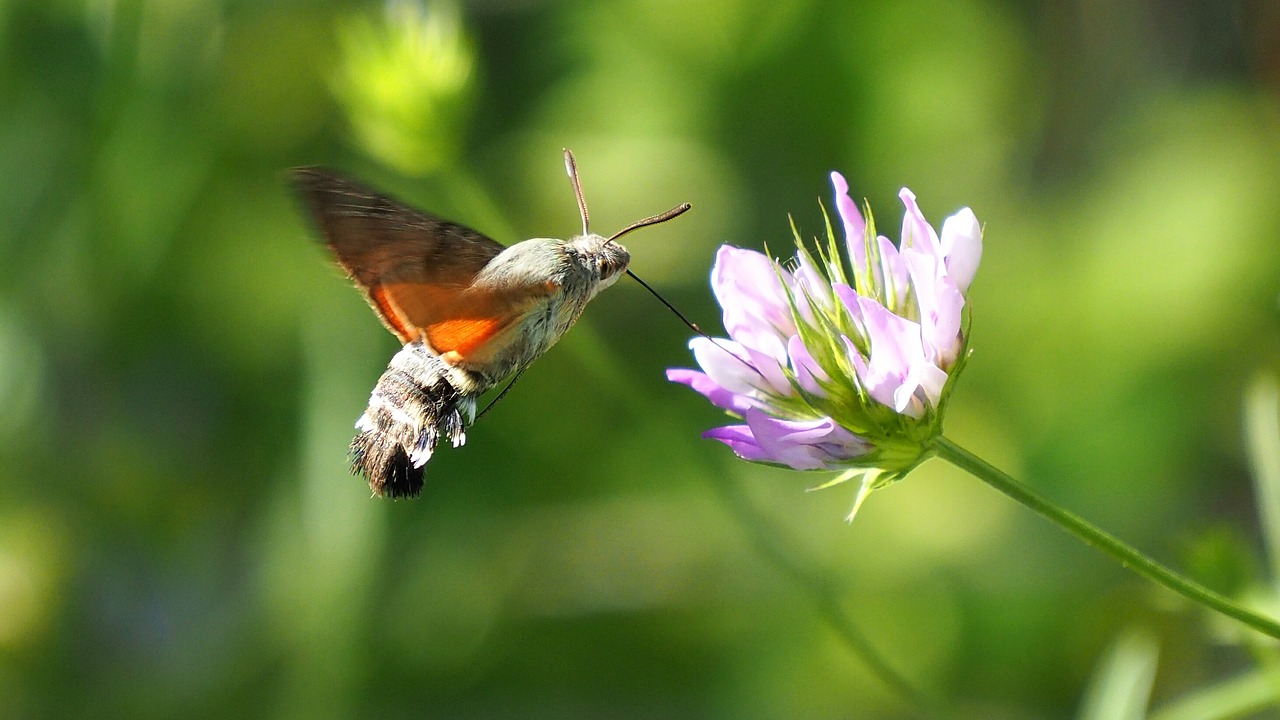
left=3, top=0, right=1280, bottom=717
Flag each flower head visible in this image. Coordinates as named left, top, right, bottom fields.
left=668, top=173, right=982, bottom=519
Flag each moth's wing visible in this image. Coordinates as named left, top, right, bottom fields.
left=291, top=167, right=511, bottom=345
left=417, top=279, right=559, bottom=364
left=423, top=239, right=587, bottom=365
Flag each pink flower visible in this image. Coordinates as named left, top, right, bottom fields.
left=668, top=173, right=982, bottom=516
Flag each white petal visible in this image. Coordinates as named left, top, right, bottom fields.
left=940, top=207, right=982, bottom=293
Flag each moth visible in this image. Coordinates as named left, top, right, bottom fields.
left=292, top=150, right=690, bottom=498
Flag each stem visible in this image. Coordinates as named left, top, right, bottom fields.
left=934, top=436, right=1280, bottom=640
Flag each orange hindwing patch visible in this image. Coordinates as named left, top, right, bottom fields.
left=370, top=285, right=418, bottom=343
left=425, top=316, right=510, bottom=359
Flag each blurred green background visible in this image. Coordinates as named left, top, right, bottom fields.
left=3, top=0, right=1280, bottom=717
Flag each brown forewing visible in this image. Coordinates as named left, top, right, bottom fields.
left=291, top=167, right=508, bottom=344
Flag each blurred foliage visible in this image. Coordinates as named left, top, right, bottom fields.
left=1, top=0, right=1279, bottom=717
left=332, top=0, right=474, bottom=175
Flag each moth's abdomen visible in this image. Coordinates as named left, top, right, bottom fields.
left=350, top=341, right=483, bottom=498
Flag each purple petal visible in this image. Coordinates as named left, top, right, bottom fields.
left=896, top=363, right=948, bottom=415
left=846, top=333, right=871, bottom=393
left=833, top=283, right=870, bottom=349
left=940, top=207, right=982, bottom=293
left=689, top=337, right=766, bottom=397
left=930, top=283, right=964, bottom=367
left=854, top=296, right=936, bottom=416
left=666, top=368, right=754, bottom=414
left=743, top=343, right=795, bottom=396
left=833, top=282, right=860, bottom=314
left=875, top=234, right=909, bottom=311
left=898, top=187, right=942, bottom=258
left=711, top=246, right=795, bottom=362
left=793, top=250, right=833, bottom=317
left=903, top=248, right=964, bottom=367
left=831, top=172, right=869, bottom=275
left=788, top=334, right=828, bottom=395
left=744, top=409, right=870, bottom=470
left=703, top=424, right=771, bottom=462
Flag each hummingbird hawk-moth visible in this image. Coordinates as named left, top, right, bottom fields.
left=292, top=150, right=690, bottom=498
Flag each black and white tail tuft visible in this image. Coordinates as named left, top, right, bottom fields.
left=348, top=341, right=479, bottom=498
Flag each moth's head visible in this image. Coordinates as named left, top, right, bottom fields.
left=570, top=233, right=631, bottom=289
left=559, top=149, right=688, bottom=295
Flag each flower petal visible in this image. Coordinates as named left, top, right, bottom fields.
left=703, top=424, right=772, bottom=462
left=898, top=187, right=942, bottom=258
left=831, top=172, right=868, bottom=275
left=666, top=368, right=754, bottom=414
left=744, top=408, right=870, bottom=470
left=711, top=246, right=795, bottom=362
left=896, top=362, right=949, bottom=413
left=903, top=247, right=963, bottom=366
left=854, top=296, right=935, bottom=416
left=875, top=234, right=909, bottom=312
left=793, top=250, right=834, bottom=317
left=743, top=343, right=795, bottom=396
left=940, top=207, right=982, bottom=293
left=690, top=337, right=766, bottom=397
left=788, top=334, right=828, bottom=396
left=831, top=282, right=869, bottom=334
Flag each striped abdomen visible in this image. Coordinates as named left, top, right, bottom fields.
left=349, top=341, right=487, bottom=498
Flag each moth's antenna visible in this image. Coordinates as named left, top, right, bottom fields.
left=607, top=202, right=692, bottom=243
left=564, top=148, right=590, bottom=236
left=597, top=195, right=699, bottom=337
left=601, top=199, right=699, bottom=336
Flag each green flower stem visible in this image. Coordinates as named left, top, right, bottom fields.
left=933, top=436, right=1280, bottom=640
